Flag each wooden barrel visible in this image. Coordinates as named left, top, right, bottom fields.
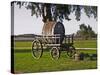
left=42, top=21, right=65, bottom=44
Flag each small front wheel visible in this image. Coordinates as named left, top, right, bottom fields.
left=32, top=39, right=43, bottom=59
left=50, top=47, right=60, bottom=60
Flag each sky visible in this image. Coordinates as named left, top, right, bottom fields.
left=14, top=4, right=97, bottom=35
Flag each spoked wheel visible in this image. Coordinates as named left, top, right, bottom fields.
left=67, top=46, right=76, bottom=57
left=32, top=40, right=43, bottom=59
left=50, top=47, right=60, bottom=60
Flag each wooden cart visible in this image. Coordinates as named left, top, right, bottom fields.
left=31, top=34, right=76, bottom=60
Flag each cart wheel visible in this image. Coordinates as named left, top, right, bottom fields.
left=32, top=39, right=43, bottom=59
left=50, top=47, right=60, bottom=60
left=67, top=46, right=76, bottom=57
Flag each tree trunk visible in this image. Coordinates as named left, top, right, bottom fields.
left=42, top=4, right=52, bottom=23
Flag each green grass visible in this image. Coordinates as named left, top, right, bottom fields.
left=13, top=39, right=97, bottom=73
left=74, top=39, right=97, bottom=48
left=14, top=50, right=97, bottom=73
left=14, top=41, right=32, bottom=48
left=14, top=39, right=97, bottom=49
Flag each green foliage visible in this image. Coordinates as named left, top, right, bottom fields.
left=76, top=24, right=96, bottom=39
left=11, top=1, right=97, bottom=22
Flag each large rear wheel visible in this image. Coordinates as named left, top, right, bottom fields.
left=32, top=39, right=43, bottom=59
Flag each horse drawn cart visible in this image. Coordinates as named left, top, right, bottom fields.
left=31, top=21, right=76, bottom=60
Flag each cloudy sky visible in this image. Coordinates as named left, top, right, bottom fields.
left=13, top=4, right=97, bottom=35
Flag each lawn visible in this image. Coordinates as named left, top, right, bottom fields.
left=14, top=39, right=97, bottom=49
left=14, top=50, right=97, bottom=73
left=74, top=39, right=97, bottom=48
left=13, top=39, right=97, bottom=73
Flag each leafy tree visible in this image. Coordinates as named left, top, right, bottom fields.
left=79, top=24, right=88, bottom=39
left=11, top=1, right=97, bottom=23
left=76, top=24, right=96, bottom=39
left=87, top=25, right=96, bottom=38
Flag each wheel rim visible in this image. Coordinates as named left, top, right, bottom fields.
left=32, top=40, right=43, bottom=59
left=67, top=46, right=76, bottom=57
left=50, top=47, right=59, bottom=60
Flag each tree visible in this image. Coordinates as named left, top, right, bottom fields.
left=11, top=1, right=97, bottom=23
left=76, top=24, right=96, bottom=39
left=79, top=24, right=88, bottom=39
left=87, top=25, right=96, bottom=38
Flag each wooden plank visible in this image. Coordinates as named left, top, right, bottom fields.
left=46, top=44, right=61, bottom=46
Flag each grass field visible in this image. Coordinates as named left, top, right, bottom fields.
left=13, top=39, right=97, bottom=73
left=74, top=39, right=97, bottom=48
left=14, top=39, right=97, bottom=49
